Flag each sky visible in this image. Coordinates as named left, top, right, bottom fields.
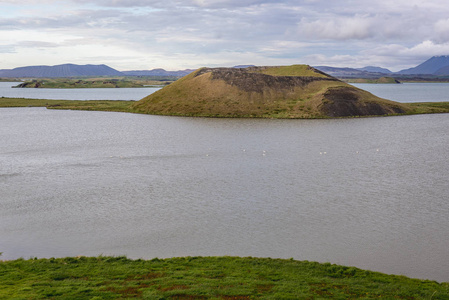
left=2, top=0, right=449, bottom=71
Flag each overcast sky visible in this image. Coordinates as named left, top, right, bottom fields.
left=2, top=0, right=449, bottom=71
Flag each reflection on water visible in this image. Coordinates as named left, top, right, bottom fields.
left=1, top=108, right=448, bottom=282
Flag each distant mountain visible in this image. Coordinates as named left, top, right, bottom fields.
left=314, top=66, right=379, bottom=78
left=356, top=66, right=391, bottom=73
left=397, top=56, right=449, bottom=75
left=314, top=66, right=365, bottom=76
left=0, top=64, right=123, bottom=78
left=122, top=69, right=195, bottom=77
left=314, top=66, right=392, bottom=78
left=233, top=65, right=256, bottom=68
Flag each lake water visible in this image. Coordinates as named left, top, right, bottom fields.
left=1, top=106, right=448, bottom=282
left=0, top=82, right=161, bottom=100
left=351, top=82, right=449, bottom=103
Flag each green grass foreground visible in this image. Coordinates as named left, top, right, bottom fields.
left=2, top=97, right=449, bottom=118
left=1, top=256, right=447, bottom=299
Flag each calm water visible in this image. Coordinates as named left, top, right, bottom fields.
left=0, top=82, right=161, bottom=100
left=351, top=82, right=449, bottom=102
left=1, top=107, right=448, bottom=282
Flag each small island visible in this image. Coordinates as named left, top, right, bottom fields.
left=132, top=65, right=409, bottom=118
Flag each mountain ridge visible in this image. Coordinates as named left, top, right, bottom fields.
left=2, top=56, right=449, bottom=78
left=315, top=56, right=449, bottom=77
left=0, top=63, right=195, bottom=78
left=0, top=64, right=123, bottom=78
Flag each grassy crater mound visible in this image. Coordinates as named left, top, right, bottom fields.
left=132, top=65, right=409, bottom=118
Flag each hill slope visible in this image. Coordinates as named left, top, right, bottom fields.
left=122, top=68, right=194, bottom=77
left=0, top=64, right=123, bottom=78
left=133, top=65, right=409, bottom=118
left=356, top=66, right=392, bottom=73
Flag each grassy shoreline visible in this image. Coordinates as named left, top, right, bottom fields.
left=1, top=256, right=447, bottom=299
left=2, top=97, right=449, bottom=118
left=0, top=97, right=137, bottom=113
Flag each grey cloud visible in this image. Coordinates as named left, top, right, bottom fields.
left=72, top=0, right=284, bottom=8
left=17, top=41, right=59, bottom=48
left=300, top=16, right=374, bottom=40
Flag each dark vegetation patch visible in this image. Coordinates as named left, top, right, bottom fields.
left=196, top=67, right=339, bottom=93
left=321, top=86, right=407, bottom=117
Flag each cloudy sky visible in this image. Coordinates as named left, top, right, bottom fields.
left=1, top=0, right=449, bottom=71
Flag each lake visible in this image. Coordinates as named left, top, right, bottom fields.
left=351, top=82, right=449, bottom=102
left=1, top=84, right=448, bottom=282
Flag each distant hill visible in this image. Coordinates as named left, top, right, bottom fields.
left=356, top=66, right=392, bottom=73
left=0, top=64, right=123, bottom=78
left=397, top=56, right=449, bottom=75
left=132, top=65, right=408, bottom=118
left=314, top=66, right=368, bottom=77
left=313, top=66, right=390, bottom=78
left=122, top=69, right=195, bottom=77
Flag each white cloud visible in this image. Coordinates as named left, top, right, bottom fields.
left=406, top=40, right=449, bottom=56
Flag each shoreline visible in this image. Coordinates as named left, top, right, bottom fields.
left=2, top=97, right=449, bottom=118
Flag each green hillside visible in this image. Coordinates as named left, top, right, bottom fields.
left=132, top=65, right=409, bottom=118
